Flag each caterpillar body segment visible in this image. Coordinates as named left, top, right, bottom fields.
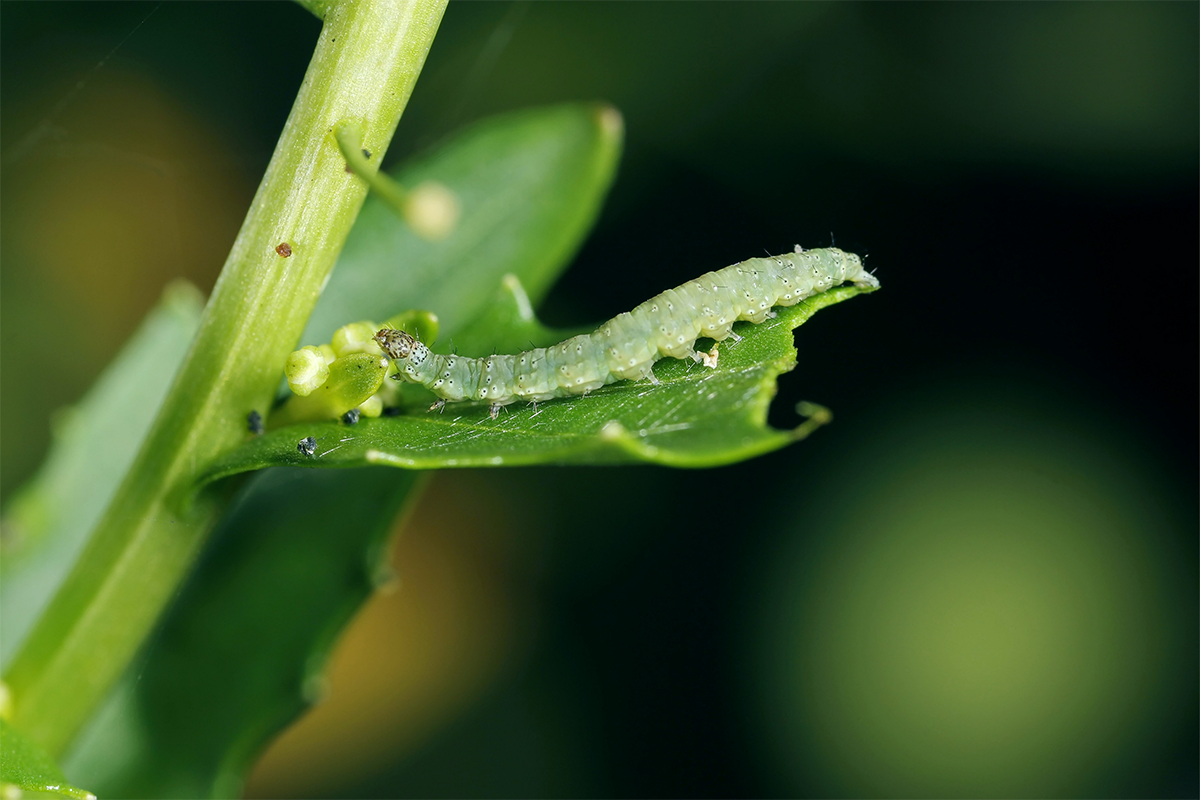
left=375, top=246, right=876, bottom=419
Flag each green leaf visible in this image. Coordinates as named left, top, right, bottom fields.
left=0, top=283, right=204, bottom=668
left=270, top=352, right=391, bottom=428
left=65, top=469, right=420, bottom=800
left=1, top=719, right=95, bottom=800
left=452, top=274, right=590, bottom=356
left=203, top=283, right=876, bottom=476
left=299, top=102, right=624, bottom=346
left=63, top=102, right=623, bottom=798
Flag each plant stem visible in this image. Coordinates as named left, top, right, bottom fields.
left=336, top=121, right=413, bottom=212
left=3, top=0, right=447, bottom=756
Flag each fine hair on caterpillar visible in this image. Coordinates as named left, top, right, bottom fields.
left=374, top=246, right=878, bottom=419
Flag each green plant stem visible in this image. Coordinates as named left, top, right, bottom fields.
left=3, top=0, right=447, bottom=756
left=336, top=122, right=412, bottom=212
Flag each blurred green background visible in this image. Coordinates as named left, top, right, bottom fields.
left=2, top=2, right=1196, bottom=797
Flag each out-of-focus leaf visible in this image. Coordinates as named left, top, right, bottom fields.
left=65, top=468, right=421, bottom=800
left=452, top=274, right=590, bottom=356
left=300, top=101, right=623, bottom=347
left=0, top=283, right=204, bottom=668
left=63, top=102, right=623, bottom=798
left=204, top=284, right=877, bottom=475
left=1, top=719, right=95, bottom=800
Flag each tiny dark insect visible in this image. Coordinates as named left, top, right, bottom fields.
left=297, top=436, right=317, bottom=457
left=246, top=410, right=264, bottom=435
left=341, top=408, right=361, bottom=425
left=361, top=148, right=372, bottom=160
left=276, top=242, right=293, bottom=258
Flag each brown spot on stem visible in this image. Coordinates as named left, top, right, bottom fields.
left=276, top=242, right=293, bottom=258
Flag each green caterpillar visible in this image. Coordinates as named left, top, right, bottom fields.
left=375, top=246, right=877, bottom=418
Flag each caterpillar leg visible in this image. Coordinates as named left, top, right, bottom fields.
left=429, top=399, right=447, bottom=413
left=489, top=403, right=502, bottom=420
left=727, top=330, right=743, bottom=343
left=690, top=343, right=720, bottom=369
left=645, top=369, right=660, bottom=386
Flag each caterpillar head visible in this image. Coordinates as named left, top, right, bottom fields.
left=831, top=249, right=878, bottom=289
left=848, top=253, right=880, bottom=289
left=374, top=328, right=428, bottom=364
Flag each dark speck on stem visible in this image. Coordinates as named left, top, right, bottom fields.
left=275, top=242, right=292, bottom=258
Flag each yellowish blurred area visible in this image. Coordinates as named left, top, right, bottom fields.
left=245, top=473, right=539, bottom=798
left=752, top=386, right=1191, bottom=797
left=2, top=63, right=250, bottom=494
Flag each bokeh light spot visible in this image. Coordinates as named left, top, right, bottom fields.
left=752, top=390, right=1192, bottom=797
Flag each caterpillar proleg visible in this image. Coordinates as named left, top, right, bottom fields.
left=375, top=246, right=877, bottom=419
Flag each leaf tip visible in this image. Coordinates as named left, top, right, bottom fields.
left=594, top=104, right=624, bottom=142
left=301, top=673, right=330, bottom=705
left=500, top=274, right=536, bottom=321
left=791, top=401, right=833, bottom=441
left=160, top=279, right=205, bottom=316
left=372, top=563, right=400, bottom=594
